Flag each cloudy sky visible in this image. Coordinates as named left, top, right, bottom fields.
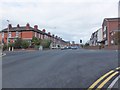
left=0, top=0, right=119, bottom=43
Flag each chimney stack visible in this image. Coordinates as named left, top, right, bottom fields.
left=48, top=32, right=51, bottom=35
left=52, top=34, right=54, bottom=37
left=56, top=36, right=58, bottom=39
left=8, top=24, right=12, bottom=29
left=17, top=24, right=20, bottom=28
left=34, top=25, right=38, bottom=30
left=42, top=29, right=46, bottom=33
left=26, top=23, right=30, bottom=30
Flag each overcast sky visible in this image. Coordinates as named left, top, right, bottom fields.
left=0, top=0, right=119, bottom=43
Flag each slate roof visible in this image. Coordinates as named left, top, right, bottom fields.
left=1, top=26, right=46, bottom=35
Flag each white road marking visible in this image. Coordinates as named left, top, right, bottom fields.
left=0, top=53, right=6, bottom=57
left=108, top=75, right=120, bottom=89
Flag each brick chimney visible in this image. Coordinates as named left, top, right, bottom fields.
left=26, top=23, right=30, bottom=30
left=48, top=32, right=51, bottom=35
left=56, top=36, right=58, bottom=38
left=42, top=29, right=46, bottom=33
left=8, top=24, right=12, bottom=29
left=34, top=25, right=38, bottom=30
left=52, top=34, right=54, bottom=37
left=17, top=24, right=20, bottom=28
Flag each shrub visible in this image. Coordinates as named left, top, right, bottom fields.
left=31, top=37, right=41, bottom=46
left=22, top=40, right=30, bottom=49
left=3, top=44, right=7, bottom=51
left=14, top=38, right=22, bottom=49
left=41, top=39, right=51, bottom=48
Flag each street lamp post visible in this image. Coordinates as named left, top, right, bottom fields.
left=7, top=20, right=10, bottom=50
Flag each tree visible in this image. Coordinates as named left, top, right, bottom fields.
left=22, top=40, right=30, bottom=49
left=14, top=38, right=22, bottom=49
left=84, top=43, right=89, bottom=47
left=31, top=37, right=41, bottom=46
left=41, top=39, right=51, bottom=48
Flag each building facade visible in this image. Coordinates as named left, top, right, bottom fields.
left=89, top=18, right=120, bottom=47
left=0, top=23, right=68, bottom=48
left=89, top=30, right=98, bottom=46
left=102, top=18, right=120, bottom=46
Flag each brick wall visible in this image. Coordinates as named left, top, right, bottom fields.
left=21, top=31, right=34, bottom=39
left=107, top=21, right=119, bottom=46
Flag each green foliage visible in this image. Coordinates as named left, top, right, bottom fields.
left=31, top=37, right=41, bottom=46
left=84, top=43, right=89, bottom=47
left=41, top=39, right=51, bottom=48
left=8, top=43, right=14, bottom=47
left=21, top=40, right=30, bottom=49
left=13, top=38, right=30, bottom=49
left=3, top=44, right=7, bottom=51
left=14, top=38, right=22, bottom=49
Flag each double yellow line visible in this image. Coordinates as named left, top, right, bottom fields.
left=88, top=67, right=120, bottom=90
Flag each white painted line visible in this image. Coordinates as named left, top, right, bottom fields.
left=0, top=53, right=6, bottom=57
left=108, top=75, right=120, bottom=89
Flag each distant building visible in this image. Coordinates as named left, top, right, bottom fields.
left=89, top=18, right=120, bottom=47
left=89, top=30, right=98, bottom=46
left=97, top=28, right=103, bottom=45
left=72, top=41, right=75, bottom=45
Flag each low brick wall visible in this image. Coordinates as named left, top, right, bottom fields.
left=84, top=46, right=99, bottom=50
left=84, top=45, right=120, bottom=50
left=103, top=45, right=119, bottom=50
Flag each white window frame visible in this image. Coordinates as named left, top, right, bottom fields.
left=2, top=32, right=4, bottom=38
left=8, top=32, right=11, bottom=38
left=16, top=31, right=19, bottom=37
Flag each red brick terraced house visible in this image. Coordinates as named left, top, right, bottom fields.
left=0, top=23, right=68, bottom=48
left=102, top=18, right=120, bottom=46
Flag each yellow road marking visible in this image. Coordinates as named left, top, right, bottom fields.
left=96, top=71, right=119, bottom=89
left=88, top=70, right=114, bottom=90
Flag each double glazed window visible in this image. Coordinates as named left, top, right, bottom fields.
left=16, top=31, right=19, bottom=37
left=8, top=32, right=11, bottom=38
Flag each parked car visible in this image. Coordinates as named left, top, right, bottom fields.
left=71, top=46, right=78, bottom=50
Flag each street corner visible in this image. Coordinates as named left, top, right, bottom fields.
left=0, top=53, right=6, bottom=57
left=88, top=67, right=120, bottom=90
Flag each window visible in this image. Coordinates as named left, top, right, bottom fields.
left=2, top=32, right=4, bottom=38
left=111, top=40, right=114, bottom=44
left=8, top=32, right=11, bottom=38
left=35, top=32, right=37, bottom=37
left=16, top=31, right=19, bottom=37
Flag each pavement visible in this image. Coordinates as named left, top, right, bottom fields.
left=2, top=49, right=119, bottom=89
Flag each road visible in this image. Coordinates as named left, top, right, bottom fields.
left=2, top=49, right=119, bottom=89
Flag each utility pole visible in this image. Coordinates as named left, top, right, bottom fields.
left=7, top=20, right=10, bottom=50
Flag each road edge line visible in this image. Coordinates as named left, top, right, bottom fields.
left=88, top=70, right=114, bottom=90
left=96, top=71, right=119, bottom=89
left=108, top=75, right=120, bottom=89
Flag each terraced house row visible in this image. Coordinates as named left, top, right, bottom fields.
left=0, top=23, right=68, bottom=48
left=89, top=18, right=120, bottom=47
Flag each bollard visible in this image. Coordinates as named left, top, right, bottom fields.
left=12, top=47, right=14, bottom=51
left=9, top=47, right=11, bottom=51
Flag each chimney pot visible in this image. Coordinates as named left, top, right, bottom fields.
left=8, top=24, right=12, bottom=29
left=26, top=23, right=30, bottom=30
left=34, top=25, right=38, bottom=30
left=52, top=34, right=54, bottom=37
left=48, top=32, right=51, bottom=35
left=17, top=24, right=20, bottom=28
left=42, top=29, right=46, bottom=33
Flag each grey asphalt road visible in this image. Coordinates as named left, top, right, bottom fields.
left=2, top=49, right=119, bottom=88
